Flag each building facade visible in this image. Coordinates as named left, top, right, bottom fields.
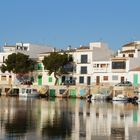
left=1, top=41, right=140, bottom=87
left=0, top=42, right=53, bottom=86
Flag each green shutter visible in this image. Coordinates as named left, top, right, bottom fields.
left=133, top=74, right=138, bottom=87
left=38, top=63, right=42, bottom=70
left=38, top=75, right=42, bottom=86
left=48, top=77, right=52, bottom=83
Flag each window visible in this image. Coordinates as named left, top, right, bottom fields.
left=48, top=77, right=52, bottom=82
left=103, top=76, right=108, bottom=81
left=1, top=76, right=6, bottom=81
left=123, top=54, right=125, bottom=57
left=81, top=66, right=87, bottom=74
left=24, top=47, right=28, bottom=51
left=38, top=63, right=42, bottom=70
left=112, top=61, right=126, bottom=69
left=129, top=54, right=134, bottom=57
left=112, top=75, right=118, bottom=80
left=93, top=64, right=96, bottom=68
left=26, top=89, right=31, bottom=94
left=79, top=76, right=84, bottom=83
left=22, top=88, right=25, bottom=94
left=81, top=55, right=88, bottom=63
left=101, top=64, right=106, bottom=68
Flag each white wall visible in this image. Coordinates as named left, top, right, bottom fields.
left=73, top=50, right=93, bottom=85
left=92, top=72, right=128, bottom=85
left=0, top=52, right=12, bottom=66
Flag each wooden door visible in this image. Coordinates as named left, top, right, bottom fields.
left=87, top=76, right=91, bottom=85
left=96, top=76, right=100, bottom=85
left=121, top=76, right=124, bottom=82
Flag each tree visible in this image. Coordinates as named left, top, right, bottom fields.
left=1, top=53, right=36, bottom=82
left=42, top=52, right=73, bottom=85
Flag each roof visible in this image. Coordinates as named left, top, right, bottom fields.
left=123, top=41, right=140, bottom=47
left=111, top=57, right=128, bottom=61
left=39, top=49, right=76, bottom=55
left=16, top=44, right=53, bottom=58
left=77, top=46, right=89, bottom=50
left=130, top=67, right=140, bottom=71
left=120, top=50, right=135, bottom=53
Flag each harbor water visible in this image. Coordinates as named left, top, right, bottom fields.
left=0, top=97, right=140, bottom=140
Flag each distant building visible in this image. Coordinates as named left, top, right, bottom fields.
left=3, top=42, right=53, bottom=59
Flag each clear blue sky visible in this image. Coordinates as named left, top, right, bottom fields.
left=0, top=0, right=140, bottom=50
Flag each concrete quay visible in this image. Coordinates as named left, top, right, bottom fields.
left=0, top=84, right=139, bottom=99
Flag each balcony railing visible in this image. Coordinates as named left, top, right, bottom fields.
left=93, top=67, right=110, bottom=73
left=112, top=69, right=126, bottom=73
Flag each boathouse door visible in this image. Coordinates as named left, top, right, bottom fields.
left=133, top=74, right=138, bottom=87
left=96, top=76, right=100, bottom=85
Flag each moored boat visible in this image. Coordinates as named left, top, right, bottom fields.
left=19, top=87, right=39, bottom=97
left=38, top=86, right=49, bottom=97
left=7, top=86, right=40, bottom=97
left=112, top=94, right=128, bottom=101
left=87, top=93, right=109, bottom=102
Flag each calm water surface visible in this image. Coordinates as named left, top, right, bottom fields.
left=0, top=97, right=140, bottom=140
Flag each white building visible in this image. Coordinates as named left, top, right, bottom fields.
left=35, top=42, right=113, bottom=86
left=73, top=42, right=113, bottom=86
left=113, top=41, right=140, bottom=86
left=36, top=49, right=75, bottom=86
left=74, top=41, right=140, bottom=86
left=1, top=40, right=140, bottom=87
left=0, top=42, right=53, bottom=86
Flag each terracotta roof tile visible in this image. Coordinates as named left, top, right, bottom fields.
left=123, top=42, right=140, bottom=47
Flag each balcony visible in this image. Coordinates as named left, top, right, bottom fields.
left=111, top=69, right=126, bottom=73
left=93, top=67, right=110, bottom=73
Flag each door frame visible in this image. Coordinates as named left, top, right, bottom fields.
left=96, top=76, right=100, bottom=85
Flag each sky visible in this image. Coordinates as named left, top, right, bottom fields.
left=0, top=0, right=140, bottom=51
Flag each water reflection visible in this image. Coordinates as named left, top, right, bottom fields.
left=0, top=97, right=140, bottom=140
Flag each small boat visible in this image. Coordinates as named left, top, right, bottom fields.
left=38, top=86, right=49, bottom=97
left=87, top=94, right=109, bottom=102
left=19, top=87, right=39, bottom=97
left=7, top=87, right=19, bottom=96
left=7, top=85, right=40, bottom=97
left=112, top=94, right=128, bottom=101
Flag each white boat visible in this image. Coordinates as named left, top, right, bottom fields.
left=87, top=94, right=109, bottom=102
left=9, top=86, right=39, bottom=97
left=19, top=87, right=39, bottom=97
left=112, top=94, right=128, bottom=101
